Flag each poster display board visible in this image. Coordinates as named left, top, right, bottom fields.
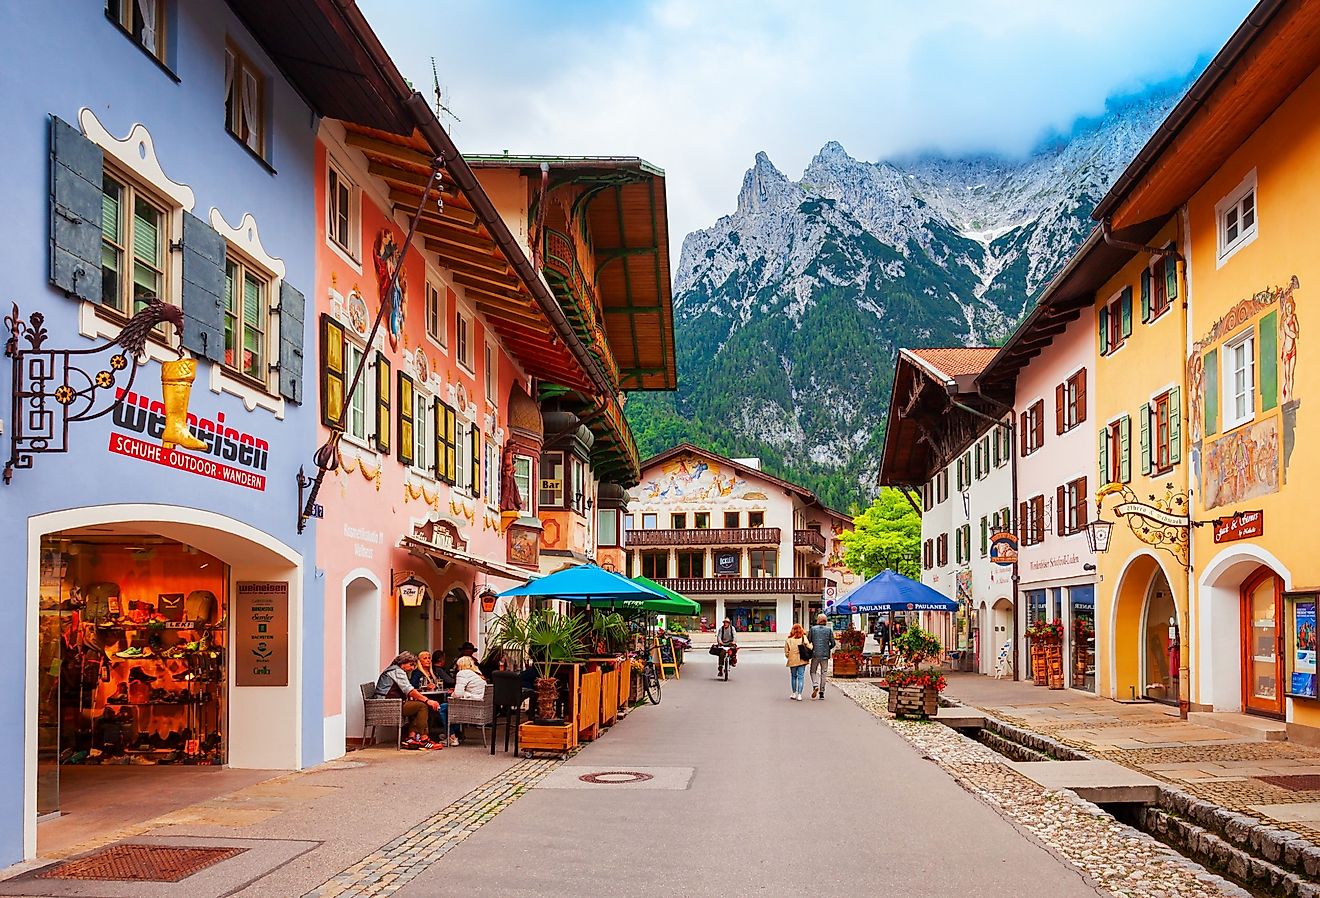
left=235, top=581, right=290, bottom=686
left=1291, top=598, right=1318, bottom=699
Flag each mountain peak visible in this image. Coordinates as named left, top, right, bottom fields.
left=737, top=151, right=795, bottom=215
left=813, top=140, right=852, bottom=165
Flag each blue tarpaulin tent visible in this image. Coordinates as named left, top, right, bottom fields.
left=824, top=569, right=959, bottom=614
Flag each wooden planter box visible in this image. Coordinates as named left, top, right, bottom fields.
left=886, top=685, right=939, bottom=718
left=628, top=670, right=644, bottom=704
left=519, top=722, right=575, bottom=757
left=832, top=655, right=860, bottom=678
left=1030, top=643, right=1048, bottom=685
left=1046, top=642, right=1065, bottom=689
left=578, top=669, right=602, bottom=742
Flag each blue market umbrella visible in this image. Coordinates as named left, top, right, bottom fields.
left=496, top=563, right=663, bottom=606
left=825, top=569, right=959, bottom=614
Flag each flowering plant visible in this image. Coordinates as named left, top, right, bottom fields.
left=881, top=668, right=947, bottom=692
left=1073, top=617, right=1094, bottom=641
left=1025, top=619, right=1065, bottom=643
left=838, top=627, right=867, bottom=651
left=894, top=626, right=942, bottom=666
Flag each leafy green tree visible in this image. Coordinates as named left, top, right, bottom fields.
left=839, top=488, right=921, bottom=579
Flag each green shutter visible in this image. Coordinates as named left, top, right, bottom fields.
left=1140, top=269, right=1152, bottom=322
left=1098, top=305, right=1110, bottom=356
left=1203, top=348, right=1219, bottom=437
left=1098, top=427, right=1111, bottom=485
left=1139, top=404, right=1151, bottom=475
left=1169, top=388, right=1182, bottom=465
left=1165, top=248, right=1178, bottom=301
left=1121, top=286, right=1133, bottom=339
left=980, top=517, right=988, bottom=555
left=1260, top=311, right=1279, bottom=412
left=1119, top=415, right=1132, bottom=483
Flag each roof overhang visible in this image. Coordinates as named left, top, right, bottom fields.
left=1093, top=0, right=1319, bottom=231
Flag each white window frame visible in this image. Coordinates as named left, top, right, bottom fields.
left=597, top=509, right=619, bottom=548
left=1216, top=169, right=1258, bottom=267
left=513, top=455, right=534, bottom=514
left=412, top=390, right=435, bottom=477
left=1103, top=289, right=1127, bottom=355
left=325, top=157, right=360, bottom=264
left=455, top=417, right=472, bottom=496
left=107, top=0, right=167, bottom=62
left=484, top=341, right=497, bottom=406
left=455, top=307, right=473, bottom=373
left=100, top=166, right=173, bottom=319
left=1223, top=330, right=1256, bottom=431
left=341, top=338, right=374, bottom=448
left=222, top=249, right=277, bottom=391
left=1024, top=402, right=1042, bottom=454
left=224, top=41, right=266, bottom=159
left=483, top=437, right=500, bottom=508
left=425, top=279, right=447, bottom=350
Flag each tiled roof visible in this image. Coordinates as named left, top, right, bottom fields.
left=906, top=347, right=1000, bottom=380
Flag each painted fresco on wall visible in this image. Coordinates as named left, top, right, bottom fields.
left=373, top=230, right=407, bottom=351
left=638, top=453, right=756, bottom=505
left=1203, top=417, right=1280, bottom=510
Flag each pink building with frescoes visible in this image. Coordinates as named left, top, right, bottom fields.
left=624, top=444, right=855, bottom=633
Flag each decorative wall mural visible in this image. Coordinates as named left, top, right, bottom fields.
left=1203, top=417, right=1280, bottom=510
left=639, top=452, right=752, bottom=505
left=373, top=230, right=407, bottom=352
left=346, top=290, right=369, bottom=337
left=1281, top=279, right=1300, bottom=405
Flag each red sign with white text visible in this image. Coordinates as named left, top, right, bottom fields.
left=1213, top=510, right=1263, bottom=544
left=108, top=433, right=267, bottom=491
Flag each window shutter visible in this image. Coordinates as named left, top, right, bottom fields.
left=1260, top=311, right=1279, bottom=412
left=1140, top=268, right=1152, bottom=322
left=319, top=314, right=346, bottom=428
left=374, top=352, right=390, bottom=453
left=980, top=517, right=988, bottom=555
left=434, top=402, right=444, bottom=481
left=1168, top=388, right=1182, bottom=465
left=1075, top=369, right=1088, bottom=425
left=1020, top=412, right=1029, bottom=455
left=1018, top=501, right=1028, bottom=543
left=396, top=372, right=415, bottom=466
left=1055, top=383, right=1065, bottom=434
left=1077, top=478, right=1088, bottom=528
left=1098, top=305, right=1110, bottom=356
left=276, top=280, right=305, bottom=403
left=1098, top=427, right=1111, bottom=485
left=1056, top=484, right=1066, bottom=536
left=1034, top=496, right=1045, bottom=543
left=1139, top=404, right=1151, bottom=475
left=444, top=405, right=457, bottom=483
left=1203, top=348, right=1219, bottom=437
left=1165, top=250, right=1178, bottom=301
left=992, top=429, right=1002, bottom=467
left=180, top=212, right=226, bottom=363
left=1119, top=415, right=1132, bottom=483
left=1033, top=400, right=1044, bottom=449
left=1120, top=286, right=1133, bottom=339
left=471, top=427, right=481, bottom=496
left=50, top=116, right=104, bottom=302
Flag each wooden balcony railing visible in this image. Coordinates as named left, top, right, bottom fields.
left=625, top=527, right=781, bottom=547
left=655, top=577, right=832, bottom=595
left=794, top=529, right=826, bottom=553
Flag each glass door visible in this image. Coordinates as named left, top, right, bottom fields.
left=1243, top=569, right=1285, bottom=718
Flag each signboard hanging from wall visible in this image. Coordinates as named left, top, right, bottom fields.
left=989, top=531, right=1018, bottom=566
left=1213, top=510, right=1264, bottom=544
left=235, top=581, right=289, bottom=686
left=714, top=551, right=739, bottom=576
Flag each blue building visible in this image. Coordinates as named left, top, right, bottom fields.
left=0, top=0, right=421, bottom=864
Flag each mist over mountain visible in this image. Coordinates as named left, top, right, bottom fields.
left=626, top=77, right=1191, bottom=510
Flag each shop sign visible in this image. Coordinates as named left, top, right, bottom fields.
left=989, top=531, right=1018, bottom=567
left=110, top=388, right=269, bottom=491
left=1213, top=510, right=1264, bottom=544
left=714, top=551, right=739, bottom=576
left=539, top=478, right=561, bottom=492
left=955, top=569, right=972, bottom=603
left=1291, top=598, right=1317, bottom=699
left=235, top=581, right=289, bottom=686
left=413, top=518, right=468, bottom=553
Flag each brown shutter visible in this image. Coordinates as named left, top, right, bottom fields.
left=1075, top=369, right=1088, bottom=426
left=1018, top=501, right=1028, bottom=543
left=1020, top=411, right=1028, bottom=454
left=1055, top=383, right=1065, bottom=434
left=1033, top=400, right=1044, bottom=449
left=1056, top=485, right=1066, bottom=536
left=374, top=352, right=390, bottom=453
left=1034, top=496, right=1046, bottom=543
left=1077, top=478, right=1088, bottom=528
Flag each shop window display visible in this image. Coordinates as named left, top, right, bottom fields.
left=39, top=536, right=228, bottom=785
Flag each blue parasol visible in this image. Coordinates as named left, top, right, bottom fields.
left=825, top=569, right=959, bottom=614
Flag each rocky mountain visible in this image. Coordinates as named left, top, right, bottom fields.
left=625, top=77, right=1191, bottom=510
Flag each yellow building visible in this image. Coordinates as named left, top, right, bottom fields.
left=1090, top=0, right=1320, bottom=736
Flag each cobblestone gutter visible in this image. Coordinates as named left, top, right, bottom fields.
left=832, top=680, right=1250, bottom=898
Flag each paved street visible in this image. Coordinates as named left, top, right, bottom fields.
left=393, top=651, right=1103, bottom=898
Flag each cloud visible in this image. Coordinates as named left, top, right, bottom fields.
left=360, top=0, right=1253, bottom=253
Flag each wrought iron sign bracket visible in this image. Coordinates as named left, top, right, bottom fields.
left=4, top=299, right=181, bottom=484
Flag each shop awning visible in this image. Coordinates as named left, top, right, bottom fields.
left=630, top=577, right=701, bottom=615
left=496, top=563, right=659, bottom=604
left=399, top=535, right=536, bottom=583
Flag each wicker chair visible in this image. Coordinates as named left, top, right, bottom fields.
left=360, top=682, right=404, bottom=750
left=448, top=691, right=495, bottom=748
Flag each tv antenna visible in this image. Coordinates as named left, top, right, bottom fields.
left=431, top=57, right=461, bottom=127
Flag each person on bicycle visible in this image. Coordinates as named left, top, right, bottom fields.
left=716, top=618, right=739, bottom=667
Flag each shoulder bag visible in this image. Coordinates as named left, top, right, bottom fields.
left=798, top=639, right=814, bottom=662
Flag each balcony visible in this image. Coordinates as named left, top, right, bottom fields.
left=625, top=527, right=781, bottom=547
left=656, top=577, right=832, bottom=595
left=794, top=529, right=826, bottom=553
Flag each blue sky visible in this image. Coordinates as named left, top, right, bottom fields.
left=359, top=0, right=1254, bottom=246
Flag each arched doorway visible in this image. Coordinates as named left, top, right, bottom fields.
left=442, top=588, right=470, bottom=662
left=1242, top=566, right=1285, bottom=718
left=1141, top=569, right=1178, bottom=705
left=343, top=576, right=381, bottom=745
left=991, top=598, right=1013, bottom=675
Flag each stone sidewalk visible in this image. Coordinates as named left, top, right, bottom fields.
left=943, top=673, right=1320, bottom=841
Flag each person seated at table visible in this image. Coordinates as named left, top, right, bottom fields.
left=448, top=656, right=487, bottom=746
left=372, top=652, right=444, bottom=750
left=449, top=642, right=477, bottom=673
left=478, top=648, right=508, bottom=679
left=409, top=650, right=442, bottom=691
left=429, top=649, right=456, bottom=689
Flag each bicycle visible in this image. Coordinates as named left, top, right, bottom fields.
left=641, top=654, right=662, bottom=705
left=715, top=644, right=732, bottom=681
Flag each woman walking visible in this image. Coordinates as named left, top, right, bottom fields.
left=784, top=623, right=810, bottom=700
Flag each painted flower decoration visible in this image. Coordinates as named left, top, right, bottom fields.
left=53, top=384, right=75, bottom=405
left=109, top=353, right=128, bottom=371
left=94, top=370, right=113, bottom=388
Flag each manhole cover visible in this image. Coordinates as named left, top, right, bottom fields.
left=577, top=771, right=655, bottom=785
left=1257, top=775, right=1320, bottom=791
left=37, top=844, right=246, bottom=882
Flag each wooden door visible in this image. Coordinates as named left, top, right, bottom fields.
left=1242, top=568, right=1285, bottom=718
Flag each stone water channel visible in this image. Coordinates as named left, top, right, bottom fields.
left=831, top=679, right=1320, bottom=898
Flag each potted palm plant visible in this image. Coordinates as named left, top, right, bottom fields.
left=490, top=609, right=586, bottom=721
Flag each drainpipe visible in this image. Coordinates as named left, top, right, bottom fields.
left=1102, top=218, right=1185, bottom=264
left=1176, top=207, right=1193, bottom=721
left=947, top=392, right=1019, bottom=681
